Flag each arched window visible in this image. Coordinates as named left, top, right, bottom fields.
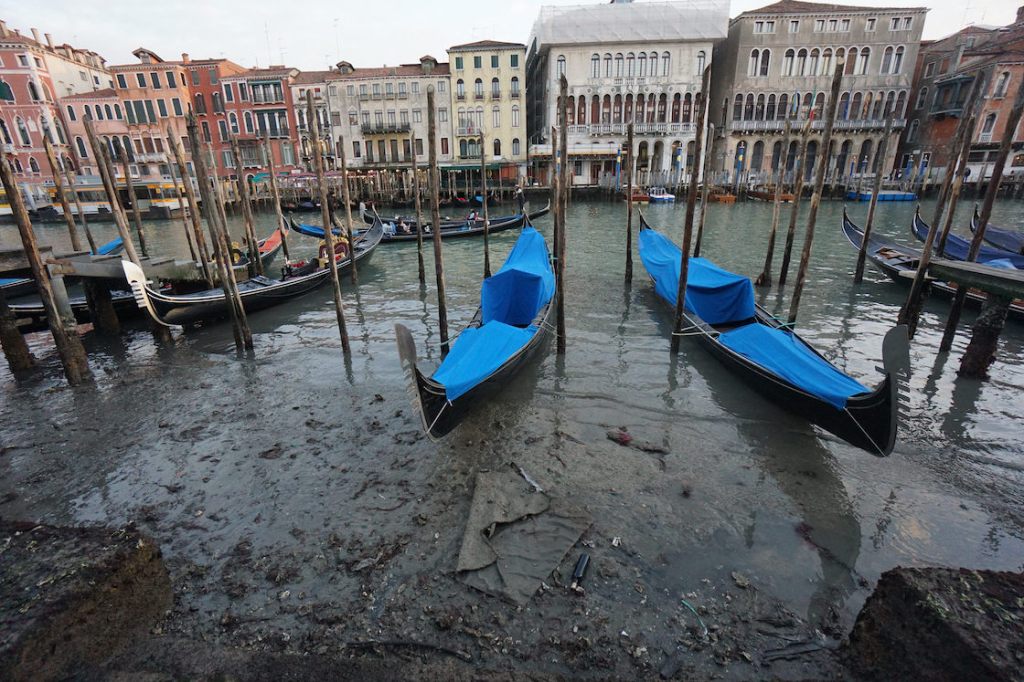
left=244, top=111, right=254, bottom=133
left=802, top=92, right=812, bottom=117
left=212, top=92, right=223, bottom=112
left=556, top=55, right=566, bottom=77
left=915, top=86, right=928, bottom=109
left=114, top=104, right=122, bottom=119
left=883, top=91, right=896, bottom=116
left=613, top=94, right=622, bottom=123
left=682, top=93, right=692, bottom=122
left=857, top=47, right=870, bottom=75
left=456, top=79, right=465, bottom=98
left=604, top=53, right=612, bottom=77
left=512, top=138, right=520, bottom=156
left=813, top=92, right=824, bottom=118
left=662, top=51, right=670, bottom=76
left=493, top=138, right=501, bottom=156
left=638, top=52, right=647, bottom=77
left=626, top=53, right=635, bottom=77
left=75, top=136, right=88, bottom=158
left=459, top=139, right=468, bottom=157
left=907, top=119, right=919, bottom=142
left=194, top=93, right=206, bottom=114
left=105, top=104, right=113, bottom=119
left=771, top=140, right=784, bottom=171
left=40, top=117, right=53, bottom=143
left=229, top=112, right=239, bottom=134
left=591, top=54, right=600, bottom=78
left=0, top=78, right=13, bottom=101
left=846, top=48, right=858, bottom=76
left=994, top=71, right=1011, bottom=97
left=895, top=91, right=907, bottom=117
left=65, top=105, right=76, bottom=122
left=749, top=49, right=760, bottom=77
left=751, top=141, right=764, bottom=172
left=492, top=105, right=500, bottom=128
left=602, top=94, right=611, bottom=123
left=614, top=53, right=623, bottom=77
left=760, top=49, right=771, bottom=77
left=872, top=90, right=884, bottom=118
left=474, top=78, right=483, bottom=97
left=696, top=51, right=705, bottom=74
left=650, top=52, right=659, bottom=76
left=981, top=113, right=996, bottom=135
left=55, top=121, right=65, bottom=144
left=778, top=93, right=789, bottom=119
left=16, top=117, right=30, bottom=146
left=766, top=93, right=777, bottom=120
left=796, top=49, right=808, bottom=76
left=491, top=77, right=500, bottom=97
left=29, top=157, right=40, bottom=173
left=733, top=94, right=743, bottom=121
left=821, top=48, right=833, bottom=75
left=511, top=105, right=520, bottom=127
left=851, top=92, right=863, bottom=119
left=893, top=46, right=905, bottom=74
left=839, top=92, right=850, bottom=119
left=744, top=93, right=754, bottom=120
left=808, top=49, right=819, bottom=76
left=781, top=49, right=794, bottom=77
left=755, top=94, right=765, bottom=120
left=657, top=93, right=667, bottom=122
left=122, top=136, right=133, bottom=161
left=881, top=46, right=893, bottom=74
left=95, top=105, right=104, bottom=121
left=511, top=76, right=520, bottom=97
left=577, top=96, right=586, bottom=124
left=28, top=81, right=40, bottom=101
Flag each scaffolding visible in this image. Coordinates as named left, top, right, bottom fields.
left=530, top=0, right=729, bottom=49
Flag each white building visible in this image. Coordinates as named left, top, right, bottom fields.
left=526, top=0, right=729, bottom=187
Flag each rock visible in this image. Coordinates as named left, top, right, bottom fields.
left=0, top=520, right=171, bottom=680
left=845, top=567, right=1024, bottom=681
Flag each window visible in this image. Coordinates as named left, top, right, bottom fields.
left=924, top=62, right=935, bottom=78
left=115, top=104, right=123, bottom=119
left=144, top=100, right=156, bottom=123
left=229, top=112, right=239, bottom=134
left=662, top=51, right=670, bottom=76
left=28, top=82, right=40, bottom=101
left=385, top=82, right=394, bottom=97
left=455, top=56, right=463, bottom=70
left=16, top=117, right=30, bottom=145
left=400, top=109, right=409, bottom=125
left=353, top=140, right=361, bottom=158
left=150, top=72, right=161, bottom=89
left=890, top=17, right=900, bottom=30
left=753, top=20, right=775, bottom=34
left=814, top=19, right=825, bottom=32
left=892, top=46, right=904, bottom=74
left=473, top=56, right=482, bottom=68
left=841, top=19, right=850, bottom=31
left=614, top=53, right=623, bottom=77
left=511, top=105, right=520, bottom=127
left=492, top=105, right=500, bottom=128
left=244, top=111, right=253, bottom=133
left=510, top=76, right=520, bottom=97
left=95, top=104, right=104, bottom=121
left=981, top=113, right=996, bottom=135
left=557, top=55, right=566, bottom=77
left=194, top=93, right=206, bottom=114
left=439, top=107, right=448, bottom=123
left=821, top=48, right=833, bottom=76
left=411, top=82, right=419, bottom=94
left=201, top=121, right=211, bottom=142
left=491, top=55, right=499, bottom=68
left=626, top=52, right=635, bottom=77
left=789, top=20, right=799, bottom=33
left=866, top=17, right=876, bottom=31
left=995, top=72, right=1011, bottom=98
left=136, top=73, right=147, bottom=88
left=208, top=68, right=218, bottom=85
left=76, top=136, right=88, bottom=158
left=591, top=54, right=600, bottom=78
left=438, top=79, right=446, bottom=92
left=415, top=138, right=423, bottom=155
left=796, top=49, right=807, bottom=76
left=915, top=87, right=928, bottom=109
left=157, top=99, right=168, bottom=117
left=116, top=74, right=128, bottom=89
left=902, top=17, right=912, bottom=30
left=456, top=79, right=465, bottom=98
left=808, top=49, right=819, bottom=75
left=638, top=52, right=647, bottom=77
left=783, top=49, right=795, bottom=76
left=441, top=137, right=449, bottom=155
left=696, top=51, right=705, bottom=75
left=512, top=138, right=521, bottom=155
left=510, top=54, right=519, bottom=68
left=165, top=71, right=175, bottom=88
left=66, top=105, right=77, bottom=121
left=604, top=53, right=613, bottom=77
left=829, top=20, right=837, bottom=31
left=857, top=48, right=870, bottom=75
left=474, top=78, right=483, bottom=98
left=172, top=97, right=183, bottom=116
left=398, top=82, right=407, bottom=97
left=881, top=47, right=893, bottom=74
left=748, top=50, right=759, bottom=77
left=491, top=77, right=500, bottom=97
left=224, top=84, right=234, bottom=102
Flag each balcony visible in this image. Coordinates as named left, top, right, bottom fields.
left=730, top=118, right=904, bottom=133
left=457, top=126, right=481, bottom=136
left=979, top=131, right=994, bottom=143
left=361, top=122, right=411, bottom=135
left=134, top=152, right=166, bottom=163
left=491, top=91, right=501, bottom=100
left=359, top=93, right=369, bottom=101
left=456, top=93, right=466, bottom=101
left=580, top=122, right=697, bottom=136
left=371, top=93, right=382, bottom=100
left=510, top=91, right=521, bottom=99
left=241, top=126, right=290, bottom=139
left=475, top=93, right=485, bottom=100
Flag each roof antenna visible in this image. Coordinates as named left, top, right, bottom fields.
left=264, top=21, right=272, bottom=67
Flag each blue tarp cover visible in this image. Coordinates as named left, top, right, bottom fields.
left=433, top=322, right=538, bottom=400
left=915, top=221, right=1024, bottom=268
left=980, top=225, right=1024, bottom=253
left=95, top=236, right=123, bottom=255
left=638, top=227, right=755, bottom=324
left=986, top=258, right=1018, bottom=270
left=481, top=227, right=554, bottom=326
left=432, top=226, right=553, bottom=401
left=719, top=324, right=869, bottom=409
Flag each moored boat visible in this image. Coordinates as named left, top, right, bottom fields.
left=846, top=190, right=917, bottom=202
left=970, top=208, right=1024, bottom=256
left=747, top=187, right=794, bottom=203
left=911, top=208, right=1024, bottom=268
left=648, top=187, right=675, bottom=203
left=639, top=211, right=907, bottom=456
left=394, top=222, right=555, bottom=439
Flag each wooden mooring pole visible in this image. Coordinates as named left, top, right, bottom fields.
left=0, top=287, right=34, bottom=372
left=625, top=122, right=634, bottom=284
left=61, top=165, right=97, bottom=254
left=410, top=131, right=426, bottom=286
left=168, top=126, right=214, bottom=286
left=755, top=120, right=792, bottom=287
left=42, top=138, right=82, bottom=252
left=777, top=114, right=813, bottom=286
left=427, top=86, right=449, bottom=355
left=230, top=136, right=263, bottom=276
left=187, top=115, right=252, bottom=352
left=119, top=152, right=149, bottom=258
left=693, top=122, right=715, bottom=258
left=306, top=92, right=350, bottom=356
left=338, top=136, right=357, bottom=284
left=0, top=153, right=92, bottom=384
left=263, top=135, right=291, bottom=262
left=671, top=65, right=711, bottom=353
left=939, top=78, right=1024, bottom=354
left=83, top=118, right=140, bottom=266
left=480, top=130, right=491, bottom=278
left=556, top=74, right=569, bottom=355
left=854, top=113, right=895, bottom=283
left=788, top=58, right=844, bottom=326
left=168, top=162, right=197, bottom=262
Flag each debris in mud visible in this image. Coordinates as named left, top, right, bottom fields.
left=258, top=445, right=283, bottom=460
left=605, top=427, right=670, bottom=455
left=606, top=428, right=633, bottom=446
left=731, top=572, right=751, bottom=589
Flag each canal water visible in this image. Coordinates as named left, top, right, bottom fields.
left=1, top=196, right=1023, bottom=677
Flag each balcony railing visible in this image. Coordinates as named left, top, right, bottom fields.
left=510, top=91, right=521, bottom=99
left=979, top=131, right=994, bottom=143
left=361, top=122, right=411, bottom=135
left=456, top=93, right=466, bottom=101
left=134, top=152, right=166, bottom=163
left=457, top=126, right=481, bottom=136
left=730, top=118, right=904, bottom=132
left=475, top=93, right=484, bottom=100
left=575, top=122, right=697, bottom=136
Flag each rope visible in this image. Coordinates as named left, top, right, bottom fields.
left=843, top=406, right=885, bottom=457
left=425, top=400, right=450, bottom=436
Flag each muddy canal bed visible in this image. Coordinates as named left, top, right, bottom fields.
left=2, top=199, right=1023, bottom=678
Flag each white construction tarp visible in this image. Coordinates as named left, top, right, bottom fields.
left=530, top=0, right=730, bottom=48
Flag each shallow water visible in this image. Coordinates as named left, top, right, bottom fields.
left=2, top=196, right=1023, bottom=676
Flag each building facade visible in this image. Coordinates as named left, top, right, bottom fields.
left=710, top=0, right=927, bottom=186
left=448, top=40, right=527, bottom=181
left=898, top=8, right=1024, bottom=181
left=526, top=0, right=727, bottom=188
left=291, top=71, right=335, bottom=171
left=324, top=56, right=455, bottom=171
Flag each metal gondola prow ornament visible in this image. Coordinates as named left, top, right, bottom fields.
left=121, top=260, right=173, bottom=327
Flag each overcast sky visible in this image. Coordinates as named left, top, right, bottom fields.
left=5, top=0, right=1019, bottom=71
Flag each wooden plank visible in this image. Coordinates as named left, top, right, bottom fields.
left=929, top=259, right=1024, bottom=300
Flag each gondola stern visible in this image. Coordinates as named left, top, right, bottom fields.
left=394, top=323, right=446, bottom=439
left=120, top=260, right=173, bottom=327
left=875, top=324, right=911, bottom=456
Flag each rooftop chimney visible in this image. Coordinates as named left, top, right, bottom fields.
left=181, top=52, right=190, bottom=63
left=45, top=32, right=53, bottom=49
left=0, top=20, right=7, bottom=38
left=30, top=27, right=41, bottom=44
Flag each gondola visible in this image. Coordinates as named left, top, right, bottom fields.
left=841, top=209, right=1024, bottom=320
left=470, top=191, right=499, bottom=207
left=638, top=211, right=908, bottom=456
left=124, top=219, right=384, bottom=327
left=1, top=236, right=125, bottom=299
left=359, top=201, right=550, bottom=231
left=970, top=208, right=1024, bottom=255
left=394, top=221, right=555, bottom=439
left=911, top=208, right=1024, bottom=268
